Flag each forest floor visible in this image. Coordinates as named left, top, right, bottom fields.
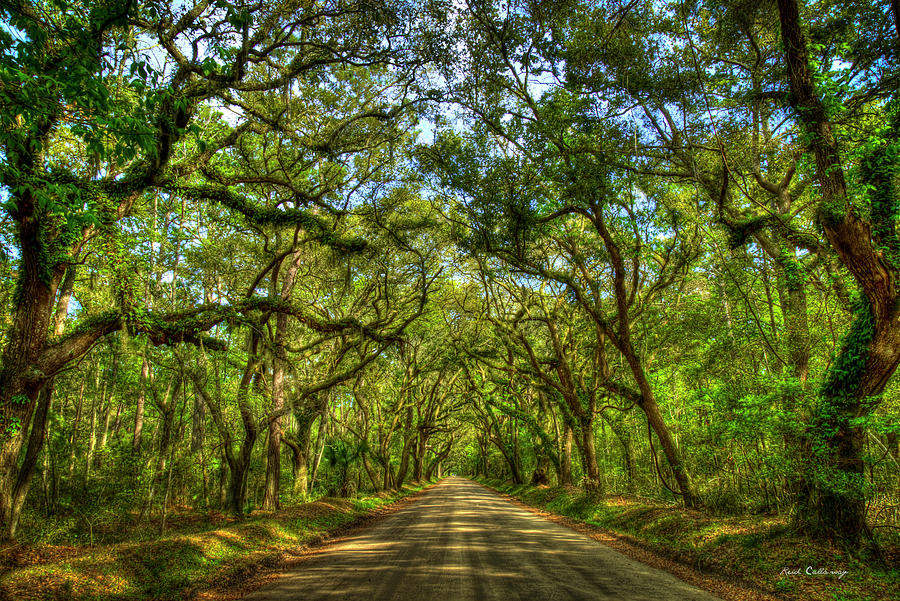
left=0, top=482, right=432, bottom=601
left=479, top=479, right=899, bottom=601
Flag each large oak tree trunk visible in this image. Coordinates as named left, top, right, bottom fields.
left=394, top=407, right=415, bottom=489
left=578, top=416, right=601, bottom=494
left=0, top=255, right=73, bottom=540
left=413, top=429, right=427, bottom=482
left=0, top=277, right=57, bottom=540
left=426, top=439, right=452, bottom=481
left=777, top=0, right=900, bottom=544
left=559, top=422, right=574, bottom=486
left=283, top=405, right=321, bottom=498
left=262, top=385, right=284, bottom=510
left=262, top=250, right=303, bottom=510
left=225, top=335, right=262, bottom=514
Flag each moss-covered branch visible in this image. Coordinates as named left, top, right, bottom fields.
left=167, top=184, right=367, bottom=253
left=37, top=295, right=419, bottom=380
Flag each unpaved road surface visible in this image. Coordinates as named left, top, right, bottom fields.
left=244, top=477, right=721, bottom=600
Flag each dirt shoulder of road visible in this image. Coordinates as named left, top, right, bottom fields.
left=477, top=479, right=898, bottom=601
left=0, top=482, right=436, bottom=601
left=196, top=481, right=439, bottom=601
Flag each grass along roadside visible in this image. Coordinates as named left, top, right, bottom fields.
left=477, top=478, right=898, bottom=601
left=0, top=481, right=432, bottom=601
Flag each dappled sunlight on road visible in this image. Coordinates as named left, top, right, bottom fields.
left=244, top=478, right=721, bottom=601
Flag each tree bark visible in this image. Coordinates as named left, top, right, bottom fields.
left=578, top=415, right=601, bottom=493
left=0, top=260, right=78, bottom=539
left=282, top=405, right=320, bottom=498
left=228, top=340, right=261, bottom=514
left=560, top=422, right=574, bottom=487
left=531, top=453, right=551, bottom=486
left=777, top=0, right=900, bottom=544
left=426, top=438, right=452, bottom=481
left=0, top=245, right=63, bottom=539
left=192, top=334, right=261, bottom=515
left=394, top=407, right=415, bottom=489
left=6, top=385, right=52, bottom=540
left=413, top=428, right=427, bottom=482
left=263, top=250, right=303, bottom=510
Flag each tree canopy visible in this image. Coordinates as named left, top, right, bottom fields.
left=0, top=0, right=898, bottom=552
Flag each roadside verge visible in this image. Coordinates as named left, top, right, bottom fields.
left=476, top=478, right=897, bottom=601
left=1, top=482, right=434, bottom=601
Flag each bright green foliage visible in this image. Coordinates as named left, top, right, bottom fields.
left=822, top=295, right=876, bottom=404
left=0, top=0, right=898, bottom=568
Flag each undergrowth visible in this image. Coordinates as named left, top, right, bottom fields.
left=0, top=482, right=429, bottom=601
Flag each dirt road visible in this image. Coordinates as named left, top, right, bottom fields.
left=244, top=477, right=721, bottom=600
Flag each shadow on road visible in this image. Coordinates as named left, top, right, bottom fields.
left=244, top=477, right=720, bottom=601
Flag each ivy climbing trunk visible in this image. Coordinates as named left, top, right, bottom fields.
left=0, top=242, right=74, bottom=540
left=777, top=0, right=900, bottom=544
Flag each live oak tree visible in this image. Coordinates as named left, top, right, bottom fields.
left=418, top=0, right=707, bottom=506
left=0, top=0, right=418, bottom=539
left=466, top=264, right=608, bottom=492
left=553, top=0, right=899, bottom=543
left=421, top=129, right=702, bottom=504
left=762, top=0, right=899, bottom=545
left=1, top=0, right=897, bottom=551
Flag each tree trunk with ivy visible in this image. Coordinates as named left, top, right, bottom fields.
left=0, top=198, right=112, bottom=539
left=0, top=2, right=188, bottom=540
left=283, top=406, right=321, bottom=498
left=777, top=0, right=900, bottom=545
